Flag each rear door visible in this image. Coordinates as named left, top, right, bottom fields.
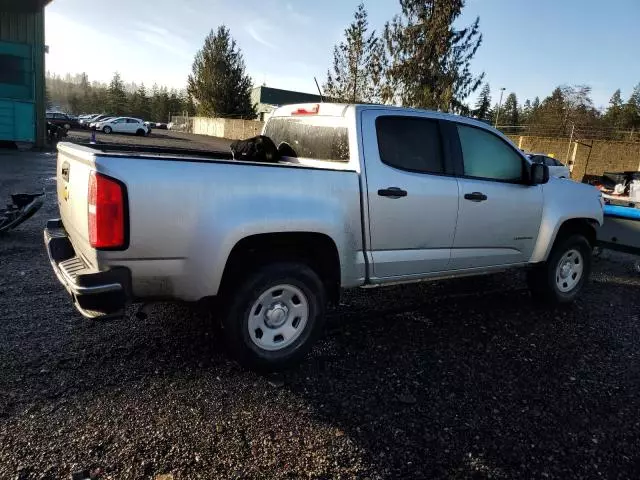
left=362, top=110, right=460, bottom=279
left=449, top=122, right=543, bottom=269
left=127, top=118, right=140, bottom=133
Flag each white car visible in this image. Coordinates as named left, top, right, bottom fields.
left=89, top=116, right=114, bottom=129
left=527, top=154, right=571, bottom=179
left=95, top=117, right=150, bottom=136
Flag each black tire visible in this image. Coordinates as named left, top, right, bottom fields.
left=103, top=126, right=112, bottom=134
left=221, top=262, right=326, bottom=371
left=136, top=129, right=145, bottom=136
left=527, top=234, right=592, bottom=304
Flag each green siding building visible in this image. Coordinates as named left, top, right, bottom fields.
left=251, top=86, right=322, bottom=121
left=0, top=0, right=51, bottom=147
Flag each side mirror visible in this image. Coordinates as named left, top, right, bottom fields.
left=530, top=163, right=549, bottom=185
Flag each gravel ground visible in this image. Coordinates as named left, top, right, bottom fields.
left=1, top=150, right=640, bottom=479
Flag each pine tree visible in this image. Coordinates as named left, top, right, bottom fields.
left=522, top=99, right=532, bottom=123
left=532, top=96, right=540, bottom=112
left=107, top=72, right=128, bottom=115
left=474, top=83, right=491, bottom=121
left=382, top=0, right=484, bottom=111
left=323, top=3, right=383, bottom=103
left=604, top=89, right=623, bottom=127
left=620, top=84, right=640, bottom=130
left=130, top=84, right=150, bottom=120
left=187, top=26, right=255, bottom=118
left=502, top=92, right=519, bottom=127
left=538, top=87, right=567, bottom=132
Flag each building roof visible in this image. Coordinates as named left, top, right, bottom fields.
left=4, top=0, right=52, bottom=12
left=251, top=86, right=322, bottom=106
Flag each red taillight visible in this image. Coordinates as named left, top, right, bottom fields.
left=291, top=104, right=320, bottom=115
left=88, top=171, right=126, bottom=249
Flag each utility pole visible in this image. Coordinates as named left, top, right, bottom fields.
left=494, top=87, right=506, bottom=127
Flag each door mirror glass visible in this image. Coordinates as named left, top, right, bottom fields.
left=530, top=163, right=549, bottom=185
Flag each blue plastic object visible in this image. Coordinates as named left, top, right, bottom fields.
left=604, top=204, right=640, bottom=220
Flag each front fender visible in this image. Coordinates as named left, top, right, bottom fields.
left=529, top=179, right=603, bottom=263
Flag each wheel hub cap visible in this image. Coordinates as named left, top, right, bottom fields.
left=555, top=248, right=584, bottom=293
left=264, top=302, right=289, bottom=328
left=247, top=284, right=310, bottom=352
left=560, top=260, right=573, bottom=278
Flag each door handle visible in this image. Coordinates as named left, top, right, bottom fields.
left=464, top=192, right=488, bottom=202
left=378, top=187, right=408, bottom=198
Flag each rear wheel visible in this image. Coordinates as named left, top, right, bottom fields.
left=221, top=262, right=326, bottom=371
left=63, top=123, right=71, bottom=130
left=527, top=234, right=592, bottom=304
left=103, top=126, right=112, bottom=134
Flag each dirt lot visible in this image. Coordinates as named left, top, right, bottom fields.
left=1, top=149, right=640, bottom=479
left=66, top=128, right=232, bottom=152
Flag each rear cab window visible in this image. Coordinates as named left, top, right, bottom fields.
left=263, top=115, right=349, bottom=162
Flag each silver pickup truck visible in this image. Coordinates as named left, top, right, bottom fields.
left=45, top=103, right=604, bottom=369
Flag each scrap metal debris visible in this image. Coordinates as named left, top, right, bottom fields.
left=0, top=192, right=44, bottom=234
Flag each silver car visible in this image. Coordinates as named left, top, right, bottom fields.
left=528, top=153, right=571, bottom=179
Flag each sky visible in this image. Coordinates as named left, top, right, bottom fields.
left=45, top=0, right=640, bottom=110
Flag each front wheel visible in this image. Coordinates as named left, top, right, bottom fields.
left=103, top=126, right=112, bottom=134
left=527, top=234, right=592, bottom=304
left=221, top=262, right=326, bottom=371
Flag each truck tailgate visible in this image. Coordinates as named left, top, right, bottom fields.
left=56, top=143, right=97, bottom=265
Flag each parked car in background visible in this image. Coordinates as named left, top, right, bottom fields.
left=94, top=117, right=150, bottom=136
left=79, top=114, right=99, bottom=129
left=527, top=153, right=571, bottom=179
left=46, top=112, right=80, bottom=130
left=167, top=121, right=186, bottom=131
left=154, top=123, right=168, bottom=130
left=89, top=114, right=115, bottom=130
left=47, top=103, right=604, bottom=370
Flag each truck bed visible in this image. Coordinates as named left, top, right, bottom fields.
left=55, top=141, right=365, bottom=302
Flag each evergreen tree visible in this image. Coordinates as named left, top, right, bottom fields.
left=187, top=26, right=255, bottom=118
left=620, top=84, right=640, bottom=130
left=151, top=85, right=170, bottom=122
left=323, top=3, right=384, bottom=103
left=532, top=96, right=540, bottom=112
left=537, top=87, right=567, bottom=131
left=502, top=92, right=519, bottom=127
left=107, top=72, right=128, bottom=115
left=522, top=99, right=532, bottom=123
left=604, top=89, right=623, bottom=127
left=474, top=83, right=491, bottom=121
left=130, top=84, right=150, bottom=120
left=382, top=0, right=484, bottom=111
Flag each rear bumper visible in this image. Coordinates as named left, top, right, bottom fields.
left=44, top=219, right=132, bottom=318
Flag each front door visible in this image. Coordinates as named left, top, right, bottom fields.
left=450, top=123, right=543, bottom=269
left=362, top=110, right=460, bottom=279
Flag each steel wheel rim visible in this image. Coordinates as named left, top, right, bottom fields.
left=247, top=284, right=309, bottom=351
left=555, top=248, right=584, bottom=293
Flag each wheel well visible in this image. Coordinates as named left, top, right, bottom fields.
left=554, top=218, right=597, bottom=248
left=220, top=232, right=341, bottom=305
